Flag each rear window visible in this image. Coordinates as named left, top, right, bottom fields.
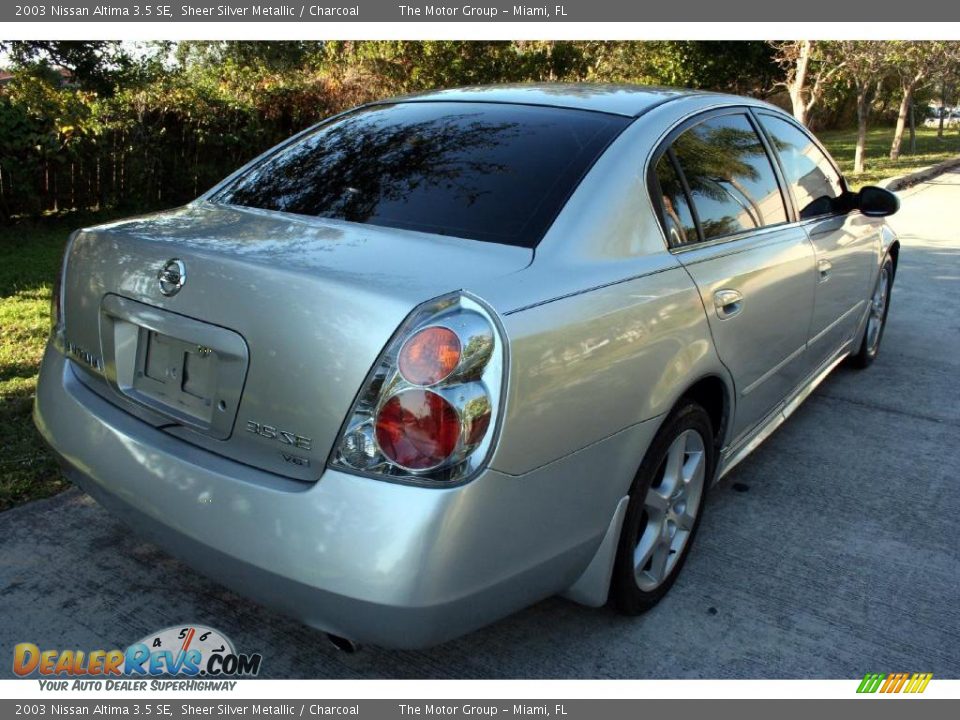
left=212, top=102, right=629, bottom=248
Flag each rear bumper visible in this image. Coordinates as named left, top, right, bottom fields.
left=34, top=343, right=653, bottom=648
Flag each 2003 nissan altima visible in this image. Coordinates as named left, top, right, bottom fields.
left=35, top=84, right=900, bottom=649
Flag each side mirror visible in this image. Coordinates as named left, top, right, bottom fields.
left=858, top=186, right=899, bottom=217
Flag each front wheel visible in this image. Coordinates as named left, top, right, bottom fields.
left=610, top=400, right=714, bottom=615
left=849, top=256, right=894, bottom=369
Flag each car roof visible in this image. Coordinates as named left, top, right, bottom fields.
left=380, top=83, right=723, bottom=118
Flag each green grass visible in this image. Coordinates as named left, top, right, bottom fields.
left=0, top=217, right=74, bottom=510
left=0, top=211, right=134, bottom=511
left=819, top=124, right=960, bottom=189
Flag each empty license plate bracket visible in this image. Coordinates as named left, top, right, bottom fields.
left=99, top=294, right=248, bottom=439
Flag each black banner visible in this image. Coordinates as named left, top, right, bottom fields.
left=2, top=0, right=955, bottom=22
left=1, top=699, right=959, bottom=719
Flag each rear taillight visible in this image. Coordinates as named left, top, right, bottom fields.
left=398, top=327, right=461, bottom=386
left=50, top=269, right=63, bottom=333
left=375, top=390, right=461, bottom=470
left=51, top=231, right=78, bottom=341
left=329, top=292, right=505, bottom=485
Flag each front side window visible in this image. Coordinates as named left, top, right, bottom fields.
left=670, top=113, right=788, bottom=241
left=212, top=102, right=628, bottom=248
left=759, top=114, right=844, bottom=219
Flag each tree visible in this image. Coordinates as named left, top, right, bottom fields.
left=836, top=41, right=889, bottom=174
left=0, top=41, right=132, bottom=95
left=318, top=41, right=556, bottom=94
left=174, top=41, right=323, bottom=73
left=578, top=41, right=778, bottom=95
left=321, top=41, right=780, bottom=98
left=887, top=42, right=948, bottom=159
left=932, top=44, right=960, bottom=139
left=771, top=41, right=844, bottom=126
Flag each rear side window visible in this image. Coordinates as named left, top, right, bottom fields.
left=654, top=154, right=698, bottom=246
left=669, top=113, right=788, bottom=241
left=758, top=114, right=844, bottom=219
left=213, top=102, right=628, bottom=248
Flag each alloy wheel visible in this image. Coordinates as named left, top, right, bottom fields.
left=866, top=266, right=890, bottom=355
left=634, top=429, right=706, bottom=591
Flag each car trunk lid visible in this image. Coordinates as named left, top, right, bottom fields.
left=61, top=202, right=531, bottom=480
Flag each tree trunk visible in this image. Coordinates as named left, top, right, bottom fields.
left=909, top=99, right=916, bottom=155
left=790, top=94, right=808, bottom=128
left=854, top=87, right=869, bottom=174
left=0, top=163, right=6, bottom=221
left=938, top=80, right=947, bottom=139
left=789, top=40, right=812, bottom=126
left=890, top=83, right=913, bottom=160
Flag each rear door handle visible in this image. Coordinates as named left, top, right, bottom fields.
left=713, top=289, right=744, bottom=319
left=818, top=258, right=832, bottom=282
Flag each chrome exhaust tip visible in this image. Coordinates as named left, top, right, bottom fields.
left=326, top=633, right=360, bottom=654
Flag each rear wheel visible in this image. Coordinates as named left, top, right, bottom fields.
left=610, top=400, right=714, bottom=615
left=850, top=256, right=893, bottom=369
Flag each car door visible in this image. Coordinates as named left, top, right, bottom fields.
left=755, top=112, right=880, bottom=369
left=653, top=109, right=819, bottom=443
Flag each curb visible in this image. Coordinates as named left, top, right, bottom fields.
left=877, top=156, right=960, bottom=192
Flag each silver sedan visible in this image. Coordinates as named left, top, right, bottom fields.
left=34, top=84, right=899, bottom=648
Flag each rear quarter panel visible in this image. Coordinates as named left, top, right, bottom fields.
left=490, top=266, right=722, bottom=478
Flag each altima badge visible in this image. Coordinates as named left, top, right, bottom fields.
left=158, top=258, right=186, bottom=296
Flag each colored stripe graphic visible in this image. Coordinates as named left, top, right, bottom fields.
left=857, top=673, right=886, bottom=693
left=908, top=673, right=933, bottom=694
left=857, top=672, right=932, bottom=694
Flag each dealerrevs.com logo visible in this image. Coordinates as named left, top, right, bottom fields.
left=13, top=625, right=262, bottom=690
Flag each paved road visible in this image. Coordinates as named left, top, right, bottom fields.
left=2, top=174, right=959, bottom=679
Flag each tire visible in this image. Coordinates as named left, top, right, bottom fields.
left=849, top=256, right=894, bottom=369
left=610, top=400, right=715, bottom=615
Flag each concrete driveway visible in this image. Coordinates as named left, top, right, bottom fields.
left=2, top=173, right=959, bottom=679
